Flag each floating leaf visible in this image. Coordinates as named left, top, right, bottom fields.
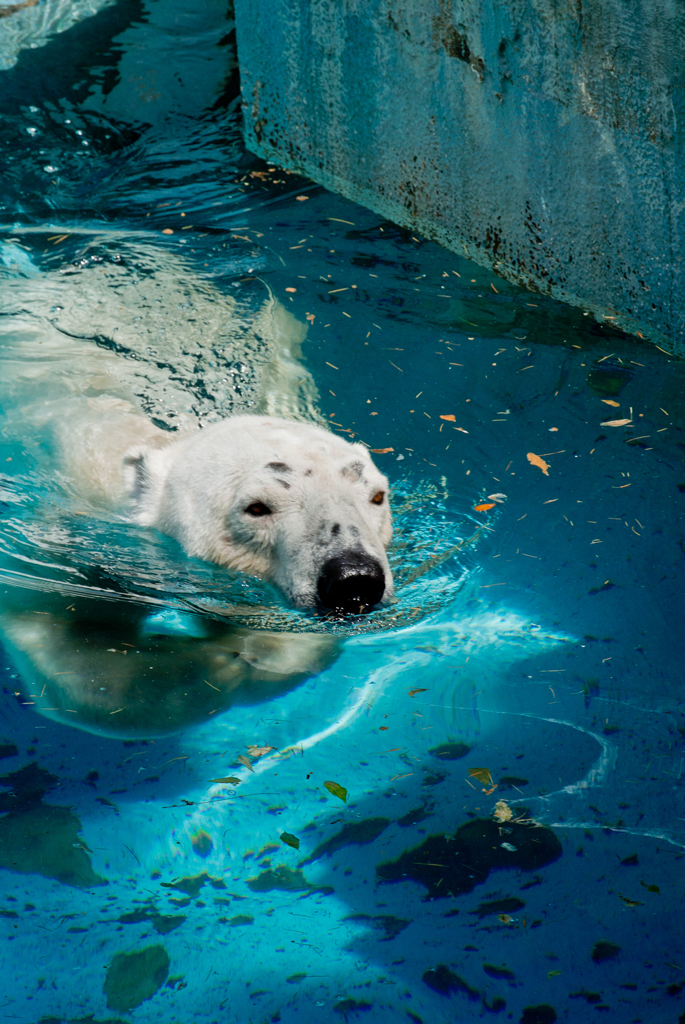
left=246, top=745, right=275, bottom=758
left=439, top=414, right=456, bottom=422
left=493, top=800, right=513, bottom=823
left=407, top=688, right=429, bottom=697
left=324, top=781, right=347, bottom=803
left=526, top=452, right=550, bottom=476
left=474, top=503, right=496, bottom=512
left=498, top=913, right=513, bottom=924
left=602, top=399, right=620, bottom=407
left=548, top=969, right=562, bottom=978
left=500, top=842, right=517, bottom=852
left=487, top=493, right=507, bottom=502
left=280, top=832, right=300, bottom=850
left=468, top=767, right=494, bottom=787
left=210, top=777, right=241, bottom=785
left=285, top=287, right=297, bottom=293
left=640, top=881, right=660, bottom=893
left=370, top=447, right=394, bottom=454
left=601, top=418, right=632, bottom=427
left=618, top=893, right=643, bottom=906
left=236, top=755, right=254, bottom=773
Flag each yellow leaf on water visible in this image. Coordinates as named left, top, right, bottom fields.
left=210, top=776, right=241, bottom=785
left=236, top=754, right=254, bottom=773
left=493, top=800, right=513, bottom=822
left=280, top=832, right=300, bottom=850
left=247, top=745, right=275, bottom=758
left=527, top=452, right=550, bottom=476
left=468, top=767, right=494, bottom=787
left=440, top=414, right=456, bottom=422
left=324, top=780, right=347, bottom=803
left=602, top=399, right=620, bottom=407
left=601, top=418, right=632, bottom=427
left=474, top=503, right=496, bottom=512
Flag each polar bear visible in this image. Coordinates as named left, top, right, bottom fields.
left=0, top=233, right=394, bottom=615
left=0, top=232, right=394, bottom=735
left=121, top=415, right=394, bottom=614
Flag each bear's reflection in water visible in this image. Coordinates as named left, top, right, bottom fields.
left=0, top=586, right=338, bottom=738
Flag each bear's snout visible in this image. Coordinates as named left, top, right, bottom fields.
left=317, top=551, right=385, bottom=615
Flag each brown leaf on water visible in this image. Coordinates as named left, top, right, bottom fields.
left=493, top=800, right=513, bottom=822
left=602, top=399, right=620, bottom=407
left=370, top=448, right=394, bottom=454
left=324, top=780, right=347, bottom=803
left=640, top=880, right=660, bottom=893
left=468, top=767, right=494, bottom=787
left=440, top=414, right=456, bottom=422
left=527, top=452, right=550, bottom=476
left=246, top=746, right=275, bottom=758
left=280, top=832, right=300, bottom=850
left=236, top=755, right=254, bottom=773
left=618, top=893, right=643, bottom=906
left=407, top=688, right=429, bottom=697
left=601, top=418, right=632, bottom=427
left=210, top=776, right=241, bottom=785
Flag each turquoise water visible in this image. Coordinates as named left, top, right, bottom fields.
left=0, top=2, right=684, bottom=1022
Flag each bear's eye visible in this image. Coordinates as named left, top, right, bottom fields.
left=245, top=501, right=272, bottom=517
left=371, top=491, right=385, bottom=506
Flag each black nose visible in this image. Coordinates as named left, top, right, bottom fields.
left=317, top=552, right=385, bottom=614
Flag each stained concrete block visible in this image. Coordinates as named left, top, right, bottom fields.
left=234, top=0, right=685, bottom=354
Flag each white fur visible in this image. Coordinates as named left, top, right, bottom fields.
left=123, top=415, right=394, bottom=608
left=0, top=236, right=393, bottom=608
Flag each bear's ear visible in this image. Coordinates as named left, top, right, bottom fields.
left=122, top=441, right=177, bottom=526
left=122, top=446, right=151, bottom=502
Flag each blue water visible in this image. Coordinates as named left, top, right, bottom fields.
left=0, top=2, right=684, bottom=1022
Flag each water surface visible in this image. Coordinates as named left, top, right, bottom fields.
left=0, top=2, right=684, bottom=1022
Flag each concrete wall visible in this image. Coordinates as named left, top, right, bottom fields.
left=234, top=0, right=685, bottom=355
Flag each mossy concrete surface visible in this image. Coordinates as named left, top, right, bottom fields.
left=235, top=0, right=685, bottom=354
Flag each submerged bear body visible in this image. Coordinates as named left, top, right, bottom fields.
left=0, top=233, right=393, bottom=734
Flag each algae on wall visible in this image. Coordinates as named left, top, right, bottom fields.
left=234, top=0, right=685, bottom=355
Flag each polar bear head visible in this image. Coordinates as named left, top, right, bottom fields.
left=124, top=416, right=394, bottom=614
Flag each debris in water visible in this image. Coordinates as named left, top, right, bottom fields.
left=191, top=829, right=213, bottom=857
left=300, top=817, right=389, bottom=865
left=247, top=865, right=333, bottom=895
left=377, top=811, right=562, bottom=898
left=280, top=832, right=300, bottom=850
left=103, top=944, right=169, bottom=1012
left=159, top=872, right=225, bottom=897
left=527, top=452, right=550, bottom=475
left=422, top=963, right=479, bottom=999
left=324, top=780, right=347, bottom=803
